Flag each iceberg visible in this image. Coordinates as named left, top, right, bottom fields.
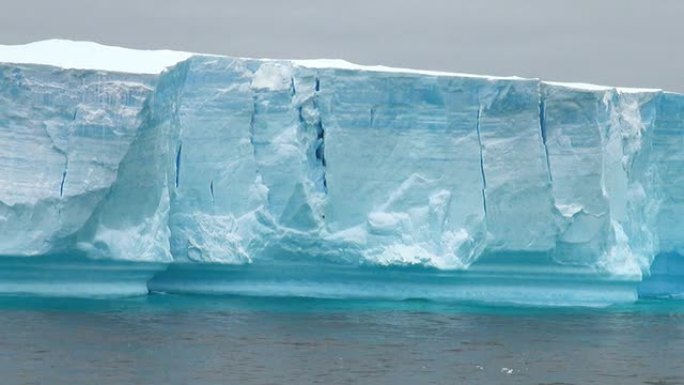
left=0, top=39, right=682, bottom=305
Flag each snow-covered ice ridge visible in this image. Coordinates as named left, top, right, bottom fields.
left=0, top=40, right=683, bottom=304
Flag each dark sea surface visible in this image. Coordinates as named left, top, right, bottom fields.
left=0, top=295, right=683, bottom=385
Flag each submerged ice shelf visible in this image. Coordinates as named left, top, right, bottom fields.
left=0, top=40, right=683, bottom=305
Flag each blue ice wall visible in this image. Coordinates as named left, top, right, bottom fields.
left=1, top=56, right=683, bottom=303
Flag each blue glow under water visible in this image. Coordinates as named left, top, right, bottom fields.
left=1, top=295, right=683, bottom=385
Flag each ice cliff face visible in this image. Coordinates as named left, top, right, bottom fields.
left=0, top=40, right=683, bottom=301
left=0, top=63, right=156, bottom=255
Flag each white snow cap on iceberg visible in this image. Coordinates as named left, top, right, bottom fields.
left=0, top=39, right=665, bottom=94
left=0, top=39, right=194, bottom=74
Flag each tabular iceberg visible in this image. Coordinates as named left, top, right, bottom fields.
left=0, top=40, right=682, bottom=305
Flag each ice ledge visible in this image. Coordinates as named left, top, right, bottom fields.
left=0, top=39, right=673, bottom=94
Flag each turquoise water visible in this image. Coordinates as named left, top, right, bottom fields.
left=1, top=295, right=683, bottom=385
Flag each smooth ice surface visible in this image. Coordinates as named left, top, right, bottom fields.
left=1, top=40, right=684, bottom=304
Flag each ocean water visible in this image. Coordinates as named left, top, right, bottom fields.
left=0, top=295, right=683, bottom=385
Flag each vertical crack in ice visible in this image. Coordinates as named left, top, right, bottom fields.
left=41, top=120, right=71, bottom=199
left=210, top=180, right=215, bottom=204
left=316, top=118, right=327, bottom=170
left=295, top=75, right=327, bottom=192
left=249, top=93, right=264, bottom=184
left=539, top=95, right=553, bottom=183
left=369, top=106, right=375, bottom=127
left=170, top=62, right=189, bottom=195
left=59, top=166, right=68, bottom=197
left=313, top=77, right=327, bottom=189
left=174, top=142, right=182, bottom=188
left=475, top=104, right=487, bottom=216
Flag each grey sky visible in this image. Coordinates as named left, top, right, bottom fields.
left=2, top=0, right=683, bottom=92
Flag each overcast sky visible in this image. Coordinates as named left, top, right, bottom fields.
left=1, top=0, right=682, bottom=92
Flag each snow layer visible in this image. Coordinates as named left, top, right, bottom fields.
left=0, top=40, right=193, bottom=74
left=1, top=40, right=684, bottom=302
